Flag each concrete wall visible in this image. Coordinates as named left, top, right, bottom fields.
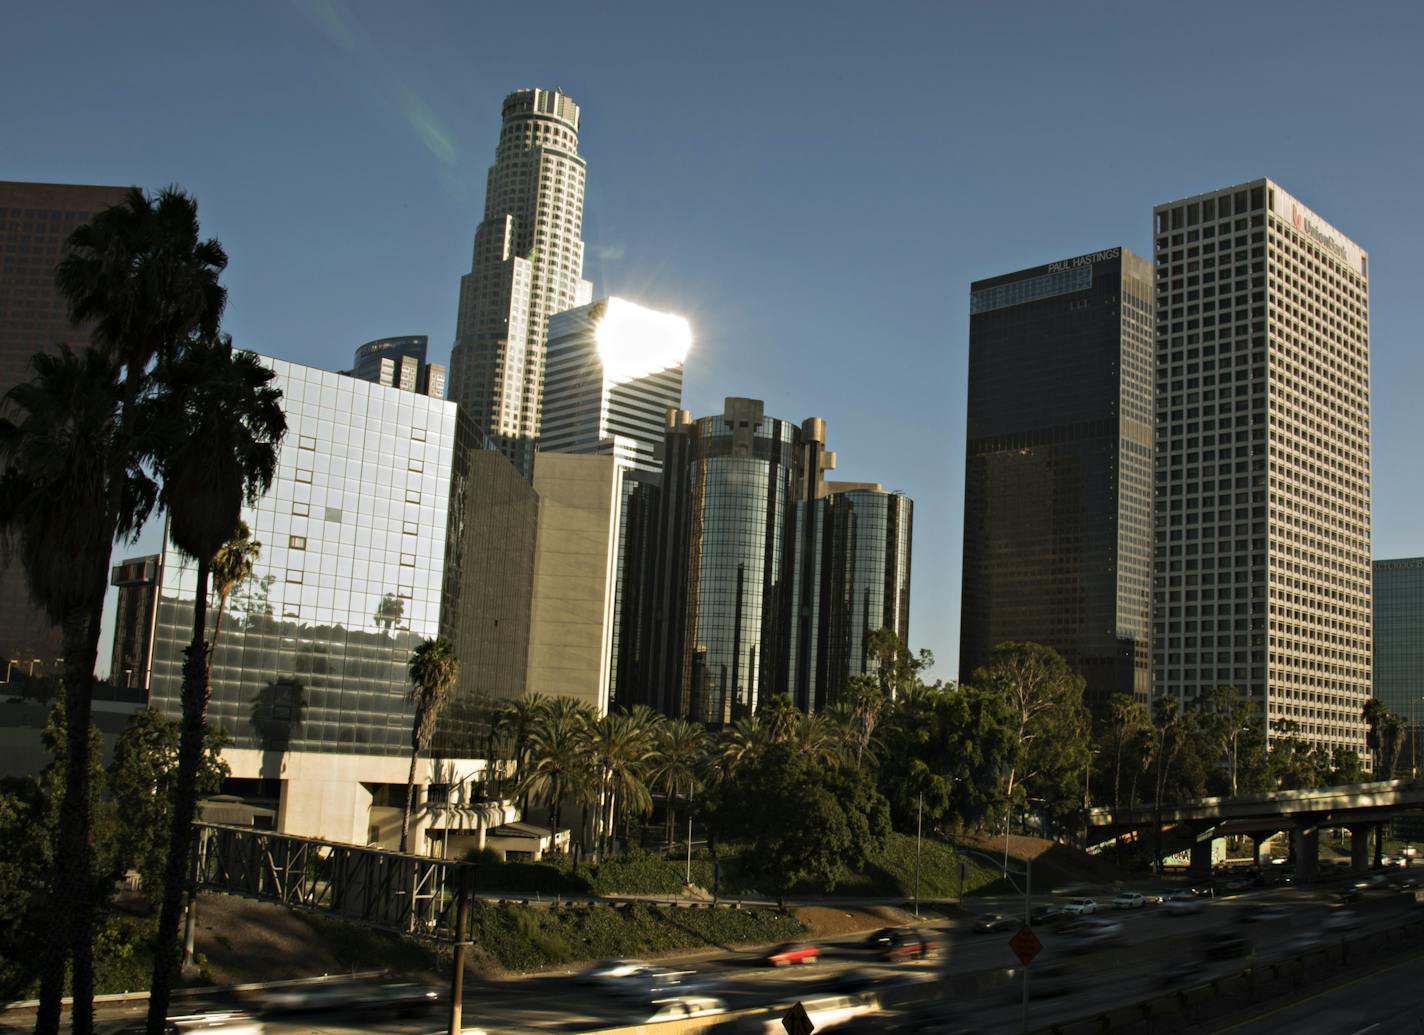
left=527, top=453, right=623, bottom=716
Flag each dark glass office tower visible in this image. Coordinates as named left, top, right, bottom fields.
left=787, top=488, right=913, bottom=712
left=960, top=247, right=1154, bottom=712
left=1373, top=558, right=1424, bottom=771
left=349, top=335, right=446, bottom=399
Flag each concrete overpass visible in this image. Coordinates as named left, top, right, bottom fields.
left=1086, top=778, right=1424, bottom=883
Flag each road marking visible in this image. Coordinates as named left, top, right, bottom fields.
left=1349, top=1024, right=1380, bottom=1035
left=1207, top=948, right=1424, bottom=1034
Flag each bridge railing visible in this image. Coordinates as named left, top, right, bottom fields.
left=194, top=823, right=466, bottom=937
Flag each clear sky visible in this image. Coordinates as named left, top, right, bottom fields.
left=5, top=1, right=1424, bottom=680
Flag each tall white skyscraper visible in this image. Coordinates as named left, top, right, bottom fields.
left=1152, top=179, right=1371, bottom=756
left=449, top=88, right=592, bottom=477
left=541, top=297, right=690, bottom=474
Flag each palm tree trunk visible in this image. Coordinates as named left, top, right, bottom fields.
left=35, top=602, right=102, bottom=1035
left=204, top=590, right=228, bottom=682
left=400, top=747, right=420, bottom=854
left=147, top=554, right=213, bottom=1035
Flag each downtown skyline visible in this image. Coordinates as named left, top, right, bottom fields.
left=5, top=2, right=1424, bottom=679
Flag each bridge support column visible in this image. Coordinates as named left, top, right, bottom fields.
left=1293, top=825, right=1319, bottom=886
left=1249, top=833, right=1268, bottom=867
left=1350, top=826, right=1370, bottom=872
left=1189, top=836, right=1213, bottom=879
left=1374, top=823, right=1386, bottom=869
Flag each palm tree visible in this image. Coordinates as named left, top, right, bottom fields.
left=716, top=714, right=769, bottom=782
left=401, top=638, right=460, bottom=853
left=0, top=346, right=153, bottom=1035
left=141, top=337, right=284, bottom=1033
left=586, top=711, right=656, bottom=854
left=648, top=719, right=707, bottom=846
left=206, top=521, right=259, bottom=680
left=494, top=693, right=549, bottom=798
left=516, top=700, right=595, bottom=836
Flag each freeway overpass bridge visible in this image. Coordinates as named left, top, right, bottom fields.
left=1086, top=778, right=1424, bottom=883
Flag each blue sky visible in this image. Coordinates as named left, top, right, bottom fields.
left=5, top=1, right=1424, bottom=679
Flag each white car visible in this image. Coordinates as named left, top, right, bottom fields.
left=647, top=996, right=726, bottom=1022
left=580, top=959, right=651, bottom=984
left=1061, top=918, right=1123, bottom=951
left=1062, top=898, right=1097, bottom=916
left=1165, top=891, right=1202, bottom=915
left=1113, top=892, right=1146, bottom=909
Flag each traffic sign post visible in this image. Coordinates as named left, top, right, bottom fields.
left=1007, top=925, right=1042, bottom=966
left=782, top=1000, right=815, bottom=1035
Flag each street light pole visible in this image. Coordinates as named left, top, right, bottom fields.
left=914, top=792, right=923, bottom=918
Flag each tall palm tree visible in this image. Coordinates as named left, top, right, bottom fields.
left=0, top=347, right=153, bottom=1035
left=587, top=711, right=656, bottom=854
left=141, top=337, right=284, bottom=1034
left=516, top=700, right=595, bottom=836
left=5, top=186, right=224, bottom=1035
left=401, top=638, right=460, bottom=853
left=206, top=521, right=260, bottom=680
left=648, top=719, right=707, bottom=846
left=494, top=692, right=549, bottom=798
left=717, top=714, right=769, bottom=782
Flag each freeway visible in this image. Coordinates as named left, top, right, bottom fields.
left=8, top=876, right=1418, bottom=1034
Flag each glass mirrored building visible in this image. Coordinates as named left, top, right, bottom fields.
left=1373, top=557, right=1424, bottom=769
left=960, top=247, right=1154, bottom=712
left=348, top=335, right=446, bottom=399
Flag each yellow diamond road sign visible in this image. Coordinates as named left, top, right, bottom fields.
left=783, top=1000, right=815, bottom=1035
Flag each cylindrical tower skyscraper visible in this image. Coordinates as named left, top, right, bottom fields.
left=450, top=88, right=590, bottom=477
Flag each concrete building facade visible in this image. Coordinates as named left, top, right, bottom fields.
left=0, top=181, right=131, bottom=679
left=449, top=88, right=592, bottom=478
left=1152, top=180, right=1371, bottom=755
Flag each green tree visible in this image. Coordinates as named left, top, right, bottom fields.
left=705, top=743, right=889, bottom=907
left=1269, top=720, right=1323, bottom=790
left=715, top=714, right=771, bottom=782
left=107, top=709, right=229, bottom=900
left=141, top=337, right=284, bottom=1032
left=1101, top=694, right=1151, bottom=817
left=646, top=718, right=707, bottom=846
left=864, top=628, right=933, bottom=700
left=515, top=698, right=596, bottom=836
left=1363, top=699, right=1409, bottom=780
left=400, top=638, right=460, bottom=853
left=586, top=710, right=656, bottom=855
left=970, top=642, right=1091, bottom=819
left=0, top=346, right=151, bottom=1035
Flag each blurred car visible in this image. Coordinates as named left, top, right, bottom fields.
left=760, top=994, right=875, bottom=1033
left=1156, top=959, right=1209, bottom=989
left=765, top=942, right=821, bottom=966
left=1165, top=891, right=1202, bottom=915
left=1237, top=904, right=1289, bottom=924
left=883, top=929, right=940, bottom=961
left=828, top=968, right=936, bottom=995
left=1323, top=909, right=1362, bottom=933
left=1336, top=887, right=1364, bottom=904
left=1279, top=932, right=1326, bottom=956
left=1190, top=883, right=1217, bottom=898
left=608, top=966, right=692, bottom=1000
left=1061, top=918, right=1122, bottom=951
left=261, top=979, right=368, bottom=1014
left=1142, top=893, right=1166, bottom=905
left=1062, top=898, right=1098, bottom=916
left=1204, top=932, right=1251, bottom=960
left=645, top=996, right=727, bottom=1022
left=1112, top=892, right=1145, bottom=910
left=864, top=927, right=903, bottom=950
left=355, top=981, right=442, bottom=1016
left=111, top=1013, right=264, bottom=1035
left=580, top=958, right=651, bottom=984
left=1028, top=962, right=1080, bottom=998
left=974, top=913, right=1017, bottom=933
left=1224, top=877, right=1252, bottom=892
left=1029, top=904, right=1063, bottom=925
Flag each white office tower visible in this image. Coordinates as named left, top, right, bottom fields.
left=540, top=297, right=690, bottom=474
left=1152, top=179, right=1371, bottom=756
left=449, top=88, right=592, bottom=478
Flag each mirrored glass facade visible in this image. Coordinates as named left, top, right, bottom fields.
left=787, top=490, right=913, bottom=711
left=1374, top=557, right=1424, bottom=738
left=960, top=247, right=1154, bottom=712
left=148, top=358, right=462, bottom=758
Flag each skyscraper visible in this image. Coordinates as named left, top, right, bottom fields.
left=959, top=247, right=1154, bottom=712
left=109, top=555, right=159, bottom=690
left=1373, top=557, right=1424, bottom=777
left=348, top=335, right=446, bottom=398
left=0, top=181, right=130, bottom=678
left=541, top=297, right=690, bottom=474
left=1152, top=180, right=1371, bottom=756
left=449, top=88, right=591, bottom=477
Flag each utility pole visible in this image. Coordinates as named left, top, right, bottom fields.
left=913, top=792, right=923, bottom=918
left=448, top=864, right=474, bottom=1035
left=685, top=813, right=693, bottom=886
left=1021, top=857, right=1032, bottom=1034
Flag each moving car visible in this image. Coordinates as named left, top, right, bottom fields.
left=645, top=996, right=727, bottom=1022
left=974, top=913, right=1017, bottom=933
left=581, top=958, right=651, bottom=984
left=1323, top=909, right=1362, bottom=933
left=607, top=966, right=691, bottom=1001
left=760, top=995, right=875, bottom=1034
left=112, top=1014, right=264, bottom=1035
left=1237, top=904, right=1290, bottom=923
left=1061, top=918, right=1122, bottom=951
left=1029, top=904, right=1063, bottom=925
left=261, top=980, right=369, bottom=1014
left=1112, top=892, right=1146, bottom=910
left=882, top=929, right=940, bottom=961
left=1062, top=898, right=1098, bottom=916
left=1165, top=890, right=1202, bottom=915
left=1204, top=932, right=1251, bottom=960
left=765, top=942, right=821, bottom=966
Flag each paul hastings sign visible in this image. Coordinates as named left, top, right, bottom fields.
left=1048, top=248, right=1121, bottom=273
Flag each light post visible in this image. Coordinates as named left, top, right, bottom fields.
left=1082, top=748, right=1100, bottom=849
left=913, top=792, right=924, bottom=918
left=1229, top=722, right=1252, bottom=797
